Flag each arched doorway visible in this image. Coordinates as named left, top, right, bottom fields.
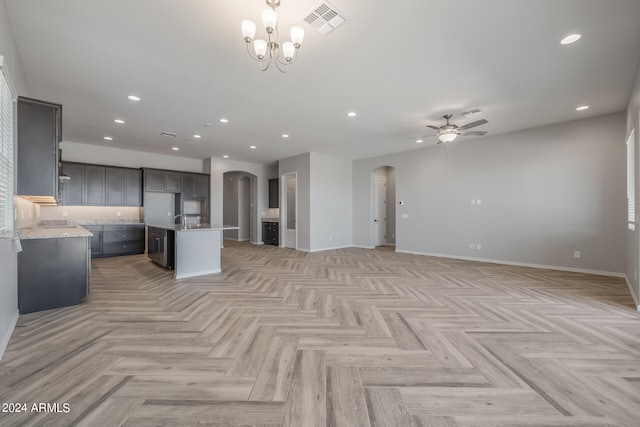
left=371, top=166, right=396, bottom=248
left=223, top=171, right=257, bottom=244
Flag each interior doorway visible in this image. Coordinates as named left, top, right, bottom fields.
left=281, top=172, right=297, bottom=249
left=371, top=166, right=396, bottom=248
left=222, top=171, right=257, bottom=243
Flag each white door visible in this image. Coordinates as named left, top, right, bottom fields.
left=374, top=175, right=386, bottom=246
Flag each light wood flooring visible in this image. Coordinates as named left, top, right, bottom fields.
left=1, top=241, right=640, bottom=426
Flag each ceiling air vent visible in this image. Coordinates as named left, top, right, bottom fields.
left=161, top=131, right=177, bottom=138
left=303, top=2, right=346, bottom=36
left=461, top=108, right=482, bottom=117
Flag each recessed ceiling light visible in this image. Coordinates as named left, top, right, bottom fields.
left=220, top=118, right=229, bottom=123
left=171, top=147, right=179, bottom=151
left=249, top=145, right=257, bottom=149
left=223, top=155, right=229, bottom=158
left=127, top=95, right=141, bottom=101
left=114, top=119, right=125, bottom=124
left=103, top=136, right=113, bottom=141
left=347, top=112, right=357, bottom=117
left=576, top=105, right=589, bottom=111
left=416, top=139, right=423, bottom=143
left=282, top=134, right=289, bottom=138
left=204, top=123, right=213, bottom=127
left=193, top=134, right=202, bottom=139
left=561, top=34, right=581, bottom=45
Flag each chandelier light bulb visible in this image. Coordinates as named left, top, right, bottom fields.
left=241, top=20, right=256, bottom=42
left=290, top=26, right=304, bottom=47
left=282, top=42, right=295, bottom=61
left=254, top=39, right=268, bottom=60
left=262, top=8, right=277, bottom=33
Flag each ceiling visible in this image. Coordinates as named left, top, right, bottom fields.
left=5, top=0, right=640, bottom=164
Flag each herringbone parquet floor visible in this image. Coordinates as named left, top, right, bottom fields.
left=1, top=241, right=639, bottom=427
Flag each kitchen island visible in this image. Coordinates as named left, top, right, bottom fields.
left=147, top=224, right=239, bottom=279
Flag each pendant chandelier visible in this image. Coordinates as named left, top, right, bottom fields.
left=241, top=0, right=305, bottom=73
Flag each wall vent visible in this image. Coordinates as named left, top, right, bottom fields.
left=303, top=2, right=346, bottom=36
left=161, top=131, right=177, bottom=138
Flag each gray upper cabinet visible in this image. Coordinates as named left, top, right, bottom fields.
left=61, top=162, right=142, bottom=207
left=144, top=168, right=182, bottom=193
left=61, top=162, right=83, bottom=205
left=268, top=178, right=279, bottom=208
left=124, top=169, right=142, bottom=206
left=105, top=167, right=124, bottom=206
left=181, top=172, right=209, bottom=198
left=83, top=164, right=105, bottom=205
left=17, top=97, right=62, bottom=202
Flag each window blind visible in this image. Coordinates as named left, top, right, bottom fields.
left=627, top=129, right=636, bottom=230
left=0, top=60, right=14, bottom=238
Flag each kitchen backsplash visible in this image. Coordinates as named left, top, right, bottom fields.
left=41, top=206, right=142, bottom=223
left=14, top=196, right=40, bottom=229
left=263, top=208, right=279, bottom=219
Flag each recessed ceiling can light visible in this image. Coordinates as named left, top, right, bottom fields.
left=249, top=145, right=257, bottom=149
left=172, top=147, right=179, bottom=151
left=223, top=155, right=229, bottom=158
left=220, top=118, right=229, bottom=123
left=576, top=105, right=590, bottom=111
left=204, top=123, right=213, bottom=127
left=282, top=134, right=289, bottom=138
left=114, top=119, right=125, bottom=124
left=103, top=136, right=113, bottom=141
left=416, top=139, right=423, bottom=143
left=193, top=134, right=202, bottom=139
left=347, top=112, right=357, bottom=117
left=127, top=95, right=141, bottom=101
left=561, top=34, right=581, bottom=45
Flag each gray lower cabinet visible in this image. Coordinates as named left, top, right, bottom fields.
left=18, top=236, right=90, bottom=314
left=85, top=224, right=144, bottom=258
left=262, top=221, right=279, bottom=246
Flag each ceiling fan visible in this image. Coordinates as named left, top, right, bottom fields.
left=425, top=114, right=489, bottom=144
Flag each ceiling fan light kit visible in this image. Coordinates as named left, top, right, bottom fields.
left=426, top=114, right=489, bottom=144
left=241, top=0, right=304, bottom=73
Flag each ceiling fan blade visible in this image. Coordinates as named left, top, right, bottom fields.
left=426, top=125, right=441, bottom=131
left=461, top=130, right=488, bottom=136
left=458, top=119, right=488, bottom=130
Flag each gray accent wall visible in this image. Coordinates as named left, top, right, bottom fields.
left=0, top=0, right=29, bottom=360
left=222, top=172, right=239, bottom=240
left=309, top=152, right=352, bottom=251
left=354, top=113, right=627, bottom=275
left=626, top=64, right=640, bottom=309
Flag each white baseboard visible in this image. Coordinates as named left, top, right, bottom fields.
left=395, top=249, right=626, bottom=279
left=352, top=245, right=375, bottom=250
left=0, top=310, right=18, bottom=362
left=623, top=275, right=640, bottom=311
left=307, top=245, right=353, bottom=253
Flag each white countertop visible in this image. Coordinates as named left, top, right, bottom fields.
left=19, top=225, right=93, bottom=240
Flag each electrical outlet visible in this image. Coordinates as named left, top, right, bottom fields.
left=329, top=236, right=333, bottom=242
left=574, top=251, right=581, bottom=259
left=471, top=199, right=475, bottom=205
left=167, top=212, right=171, bottom=216
left=477, top=199, right=482, bottom=205
left=469, top=243, right=476, bottom=250
left=401, top=213, right=409, bottom=219
left=117, top=211, right=121, bottom=217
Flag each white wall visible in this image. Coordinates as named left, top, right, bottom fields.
left=205, top=157, right=274, bottom=245
left=0, top=0, right=29, bottom=360
left=309, top=152, right=352, bottom=251
left=626, top=63, right=640, bottom=309
left=354, top=113, right=627, bottom=276
left=279, top=153, right=311, bottom=251
left=61, top=141, right=204, bottom=172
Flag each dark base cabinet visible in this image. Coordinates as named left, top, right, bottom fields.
left=262, top=221, right=279, bottom=246
left=18, top=237, right=90, bottom=314
left=84, top=224, right=144, bottom=258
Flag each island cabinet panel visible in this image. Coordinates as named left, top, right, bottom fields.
left=17, top=97, right=61, bottom=201
left=83, top=164, right=106, bottom=206
left=18, top=236, right=90, bottom=314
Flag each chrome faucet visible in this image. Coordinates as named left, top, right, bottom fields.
left=174, top=214, right=187, bottom=228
